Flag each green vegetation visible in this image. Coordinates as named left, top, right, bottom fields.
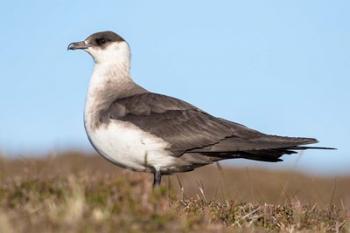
left=0, top=153, right=349, bottom=232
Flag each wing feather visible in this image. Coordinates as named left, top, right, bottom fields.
left=107, top=93, right=317, bottom=157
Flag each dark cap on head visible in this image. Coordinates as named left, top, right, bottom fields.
left=68, top=31, right=125, bottom=50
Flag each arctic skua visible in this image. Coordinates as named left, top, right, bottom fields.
left=68, top=31, right=333, bottom=186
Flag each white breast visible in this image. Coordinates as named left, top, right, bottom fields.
left=85, top=119, right=176, bottom=172
left=83, top=54, right=176, bottom=172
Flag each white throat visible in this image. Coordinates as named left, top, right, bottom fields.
left=86, top=41, right=133, bottom=99
left=84, top=41, right=146, bottom=130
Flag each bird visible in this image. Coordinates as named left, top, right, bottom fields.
left=68, top=31, right=333, bottom=187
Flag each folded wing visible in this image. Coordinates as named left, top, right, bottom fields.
left=107, top=93, right=320, bottom=161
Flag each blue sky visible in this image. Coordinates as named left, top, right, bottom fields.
left=0, top=0, right=349, bottom=175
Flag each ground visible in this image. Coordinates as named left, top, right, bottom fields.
left=0, top=152, right=349, bottom=233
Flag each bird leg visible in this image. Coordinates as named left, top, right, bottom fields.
left=153, top=170, right=162, bottom=187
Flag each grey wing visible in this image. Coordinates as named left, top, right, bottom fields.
left=108, top=93, right=318, bottom=160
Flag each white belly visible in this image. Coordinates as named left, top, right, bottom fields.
left=85, top=119, right=176, bottom=172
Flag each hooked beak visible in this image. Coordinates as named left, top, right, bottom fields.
left=67, top=41, right=90, bottom=50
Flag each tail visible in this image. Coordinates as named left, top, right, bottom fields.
left=288, top=146, right=336, bottom=150
left=240, top=138, right=336, bottom=162
left=190, top=134, right=336, bottom=163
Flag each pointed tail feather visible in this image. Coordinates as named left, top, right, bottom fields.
left=291, top=146, right=336, bottom=150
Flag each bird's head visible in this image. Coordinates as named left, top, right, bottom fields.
left=68, top=31, right=130, bottom=65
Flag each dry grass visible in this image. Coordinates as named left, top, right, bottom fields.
left=0, top=152, right=349, bottom=232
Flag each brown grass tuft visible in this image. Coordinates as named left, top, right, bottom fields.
left=0, top=152, right=349, bottom=232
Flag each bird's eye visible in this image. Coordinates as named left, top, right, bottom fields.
left=96, top=38, right=106, bottom=45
